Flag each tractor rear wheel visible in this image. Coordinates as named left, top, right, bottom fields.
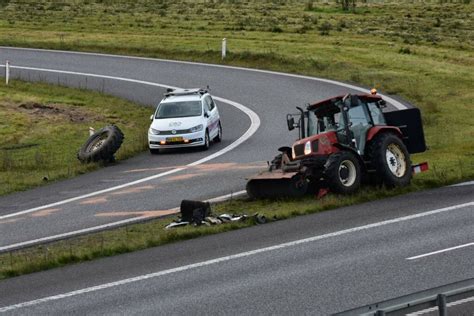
left=368, top=133, right=412, bottom=188
left=324, top=151, right=361, bottom=194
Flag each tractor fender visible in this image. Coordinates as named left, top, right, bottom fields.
left=366, top=126, right=402, bottom=142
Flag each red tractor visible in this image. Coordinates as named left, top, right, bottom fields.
left=246, top=93, right=427, bottom=199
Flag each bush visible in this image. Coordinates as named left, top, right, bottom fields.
left=318, top=21, right=332, bottom=35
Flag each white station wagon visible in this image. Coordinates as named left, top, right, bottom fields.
left=148, top=88, right=222, bottom=154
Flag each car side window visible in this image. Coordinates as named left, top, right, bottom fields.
left=208, top=97, right=215, bottom=111
left=203, top=98, right=211, bottom=113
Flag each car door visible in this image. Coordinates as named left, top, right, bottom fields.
left=204, top=96, right=218, bottom=138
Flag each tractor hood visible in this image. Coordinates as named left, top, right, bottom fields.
left=292, top=131, right=339, bottom=160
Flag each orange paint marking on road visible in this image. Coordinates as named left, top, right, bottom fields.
left=0, top=217, right=24, bottom=224
left=123, top=166, right=180, bottom=173
left=30, top=208, right=61, bottom=217
left=165, top=173, right=204, bottom=182
left=80, top=197, right=108, bottom=205
left=195, top=162, right=266, bottom=172
left=94, top=209, right=178, bottom=218
left=110, top=185, right=155, bottom=195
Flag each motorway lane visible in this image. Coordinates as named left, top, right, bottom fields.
left=0, top=47, right=394, bottom=248
left=0, top=184, right=472, bottom=314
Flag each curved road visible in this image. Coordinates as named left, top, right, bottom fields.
left=0, top=47, right=408, bottom=250
left=0, top=48, right=472, bottom=314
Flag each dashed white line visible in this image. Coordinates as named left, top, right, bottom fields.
left=0, top=66, right=260, bottom=220
left=0, top=201, right=471, bottom=313
left=406, top=242, right=474, bottom=260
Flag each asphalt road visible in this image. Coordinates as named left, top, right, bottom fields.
left=0, top=183, right=472, bottom=314
left=0, top=48, right=472, bottom=314
left=0, top=47, right=409, bottom=249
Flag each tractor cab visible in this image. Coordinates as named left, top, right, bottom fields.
left=287, top=94, right=388, bottom=160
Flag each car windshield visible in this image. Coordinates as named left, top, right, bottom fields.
left=155, top=101, right=202, bottom=119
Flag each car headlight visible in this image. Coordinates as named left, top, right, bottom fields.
left=190, top=124, right=204, bottom=133
left=149, top=128, right=160, bottom=135
left=304, top=141, right=312, bottom=155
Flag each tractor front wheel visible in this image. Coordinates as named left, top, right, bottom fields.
left=369, top=133, right=412, bottom=188
left=324, top=151, right=361, bottom=194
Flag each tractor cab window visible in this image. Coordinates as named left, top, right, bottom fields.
left=348, top=104, right=369, bottom=126
left=367, top=102, right=386, bottom=125
left=311, top=107, right=343, bottom=135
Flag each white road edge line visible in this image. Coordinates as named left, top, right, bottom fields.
left=0, top=201, right=472, bottom=313
left=0, top=190, right=247, bottom=252
left=0, top=46, right=408, bottom=110
left=0, top=66, right=260, bottom=220
left=406, top=296, right=474, bottom=315
left=406, top=242, right=474, bottom=260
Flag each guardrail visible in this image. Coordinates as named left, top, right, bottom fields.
left=334, top=278, right=474, bottom=316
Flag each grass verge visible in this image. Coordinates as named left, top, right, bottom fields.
left=0, top=80, right=151, bottom=195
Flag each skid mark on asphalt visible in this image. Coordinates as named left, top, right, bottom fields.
left=94, top=209, right=178, bottom=218
left=30, top=208, right=61, bottom=217
left=110, top=185, right=155, bottom=195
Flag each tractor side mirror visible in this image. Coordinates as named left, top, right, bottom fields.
left=287, top=115, right=295, bottom=131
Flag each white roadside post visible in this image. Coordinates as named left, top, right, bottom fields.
left=222, top=38, right=227, bottom=60
left=5, top=60, right=10, bottom=85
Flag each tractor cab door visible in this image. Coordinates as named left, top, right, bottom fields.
left=344, top=97, right=373, bottom=154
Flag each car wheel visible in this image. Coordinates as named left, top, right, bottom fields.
left=149, top=148, right=160, bottom=155
left=213, top=122, right=222, bottom=142
left=202, top=130, right=210, bottom=151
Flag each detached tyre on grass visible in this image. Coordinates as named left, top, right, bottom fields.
left=324, top=150, right=361, bottom=194
left=368, top=132, right=412, bottom=188
left=77, top=125, right=124, bottom=163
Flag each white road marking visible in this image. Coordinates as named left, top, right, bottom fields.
left=0, top=66, right=260, bottom=220
left=407, top=296, right=474, bottom=315
left=450, top=180, right=474, bottom=187
left=0, top=190, right=247, bottom=252
left=0, top=46, right=409, bottom=110
left=0, top=201, right=471, bottom=313
left=406, top=242, right=474, bottom=260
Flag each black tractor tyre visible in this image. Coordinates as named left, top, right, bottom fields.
left=149, top=148, right=160, bottom=155
left=324, top=151, right=361, bottom=194
left=201, top=130, right=210, bottom=151
left=367, top=133, right=412, bottom=188
left=77, top=125, right=124, bottom=163
left=213, top=122, right=222, bottom=142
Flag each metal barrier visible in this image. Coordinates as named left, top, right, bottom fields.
left=334, top=278, right=474, bottom=315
